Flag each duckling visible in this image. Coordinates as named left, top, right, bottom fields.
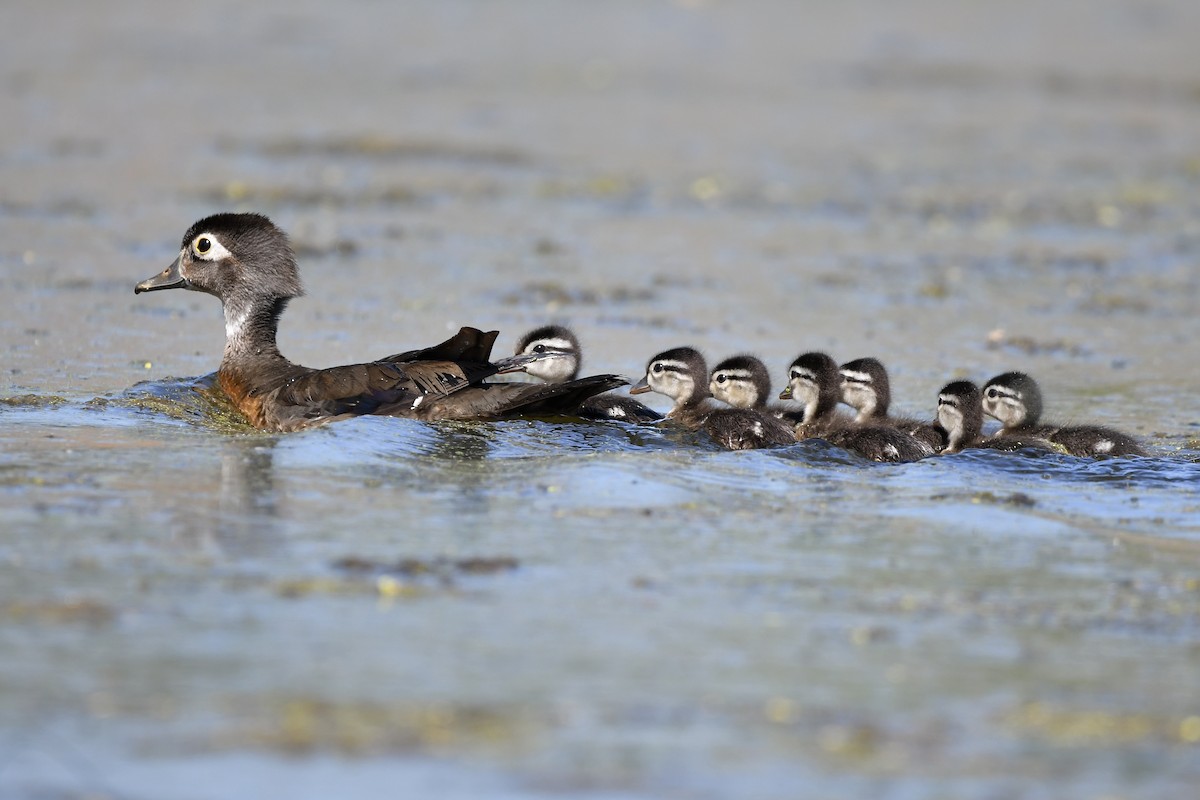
left=629, top=347, right=795, bottom=450
left=839, top=357, right=944, bottom=451
left=134, top=213, right=626, bottom=431
left=780, top=352, right=932, bottom=463
left=981, top=372, right=1147, bottom=457
left=708, top=354, right=805, bottom=425
left=934, top=380, right=1056, bottom=454
left=512, top=325, right=662, bottom=423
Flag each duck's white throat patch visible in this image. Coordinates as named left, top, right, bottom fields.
left=225, top=306, right=251, bottom=340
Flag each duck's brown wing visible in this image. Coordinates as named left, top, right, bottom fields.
left=265, top=359, right=497, bottom=429
left=409, top=374, right=630, bottom=421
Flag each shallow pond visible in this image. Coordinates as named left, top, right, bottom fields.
left=4, top=1, right=1200, bottom=798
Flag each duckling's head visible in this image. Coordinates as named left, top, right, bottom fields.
left=780, top=352, right=840, bottom=424
left=709, top=354, right=770, bottom=409
left=630, top=347, right=708, bottom=406
left=513, top=325, right=581, bottom=383
left=135, top=213, right=304, bottom=307
left=839, top=357, right=890, bottom=420
left=936, top=380, right=982, bottom=452
left=982, top=372, right=1042, bottom=429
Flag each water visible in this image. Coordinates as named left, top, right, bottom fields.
left=4, top=1, right=1200, bottom=798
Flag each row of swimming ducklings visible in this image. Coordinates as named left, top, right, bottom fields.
left=513, top=325, right=1148, bottom=463
left=133, top=213, right=1148, bottom=455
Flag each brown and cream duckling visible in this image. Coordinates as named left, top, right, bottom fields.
left=513, top=325, right=661, bottom=423
left=981, top=372, right=1147, bottom=457
left=708, top=354, right=805, bottom=425
left=934, top=380, right=1056, bottom=454
left=134, top=213, right=625, bottom=431
left=630, top=347, right=795, bottom=450
left=782, top=352, right=932, bottom=463
left=839, top=357, right=944, bottom=451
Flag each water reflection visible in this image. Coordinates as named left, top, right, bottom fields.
left=171, top=438, right=284, bottom=558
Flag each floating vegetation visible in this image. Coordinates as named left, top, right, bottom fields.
left=196, top=183, right=421, bottom=209
left=85, top=378, right=260, bottom=434
left=216, top=135, right=530, bottom=166
left=985, top=328, right=1090, bottom=357
left=333, top=555, right=520, bottom=580
left=212, top=697, right=534, bottom=756
left=0, top=394, right=69, bottom=408
left=1002, top=702, right=1200, bottom=746
left=499, top=279, right=656, bottom=308
left=3, top=598, right=115, bottom=626
left=929, top=490, right=1037, bottom=507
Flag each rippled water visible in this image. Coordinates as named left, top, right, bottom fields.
left=4, top=378, right=1199, bottom=798
left=5, top=0, right=1200, bottom=798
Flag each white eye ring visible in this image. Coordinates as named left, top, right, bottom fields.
left=191, top=233, right=232, bottom=260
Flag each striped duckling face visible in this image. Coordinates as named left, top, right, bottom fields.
left=981, top=372, right=1042, bottom=429
left=709, top=355, right=769, bottom=410
left=630, top=347, right=707, bottom=406
left=513, top=325, right=581, bottom=383
left=839, top=357, right=889, bottom=420
left=779, top=352, right=839, bottom=424
left=936, top=380, right=981, bottom=451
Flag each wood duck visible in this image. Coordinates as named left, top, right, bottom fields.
left=708, top=354, right=806, bottom=425
left=981, top=372, right=1147, bottom=457
left=513, top=325, right=662, bottom=422
left=629, top=347, right=796, bottom=450
left=934, top=379, right=1056, bottom=454
left=781, top=352, right=932, bottom=463
left=839, top=357, right=944, bottom=451
left=134, top=213, right=626, bottom=432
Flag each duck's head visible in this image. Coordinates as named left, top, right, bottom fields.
left=936, top=380, right=982, bottom=451
left=780, top=352, right=840, bottom=423
left=513, top=325, right=581, bottom=383
left=839, top=357, right=890, bottom=420
left=982, top=371, right=1042, bottom=428
left=630, top=347, right=708, bottom=406
left=135, top=213, right=304, bottom=307
left=709, top=354, right=770, bottom=410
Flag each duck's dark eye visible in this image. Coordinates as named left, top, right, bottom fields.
left=194, top=237, right=212, bottom=256
left=716, top=374, right=727, bottom=383
left=533, top=344, right=546, bottom=353
left=986, top=388, right=999, bottom=399
left=652, top=363, right=663, bottom=373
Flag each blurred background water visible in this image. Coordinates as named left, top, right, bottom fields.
left=2, top=1, right=1200, bottom=798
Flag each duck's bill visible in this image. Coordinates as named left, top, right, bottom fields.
left=629, top=377, right=651, bottom=395
left=134, top=255, right=187, bottom=294
left=778, top=387, right=793, bottom=400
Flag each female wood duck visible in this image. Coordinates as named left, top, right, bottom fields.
left=981, top=372, right=1147, bottom=457
left=513, top=325, right=661, bottom=422
left=629, top=347, right=795, bottom=450
left=781, top=352, right=932, bottom=462
left=708, top=354, right=806, bottom=425
left=839, top=357, right=944, bottom=451
left=934, top=379, right=1056, bottom=454
left=134, top=213, right=625, bottom=431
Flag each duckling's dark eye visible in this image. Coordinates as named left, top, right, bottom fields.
left=533, top=344, right=546, bottom=353
left=716, top=374, right=727, bottom=383
left=652, top=363, right=663, bottom=373
left=194, top=237, right=212, bottom=256
left=986, top=388, right=999, bottom=399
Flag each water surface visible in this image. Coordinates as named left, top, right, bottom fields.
left=3, top=1, right=1200, bottom=798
